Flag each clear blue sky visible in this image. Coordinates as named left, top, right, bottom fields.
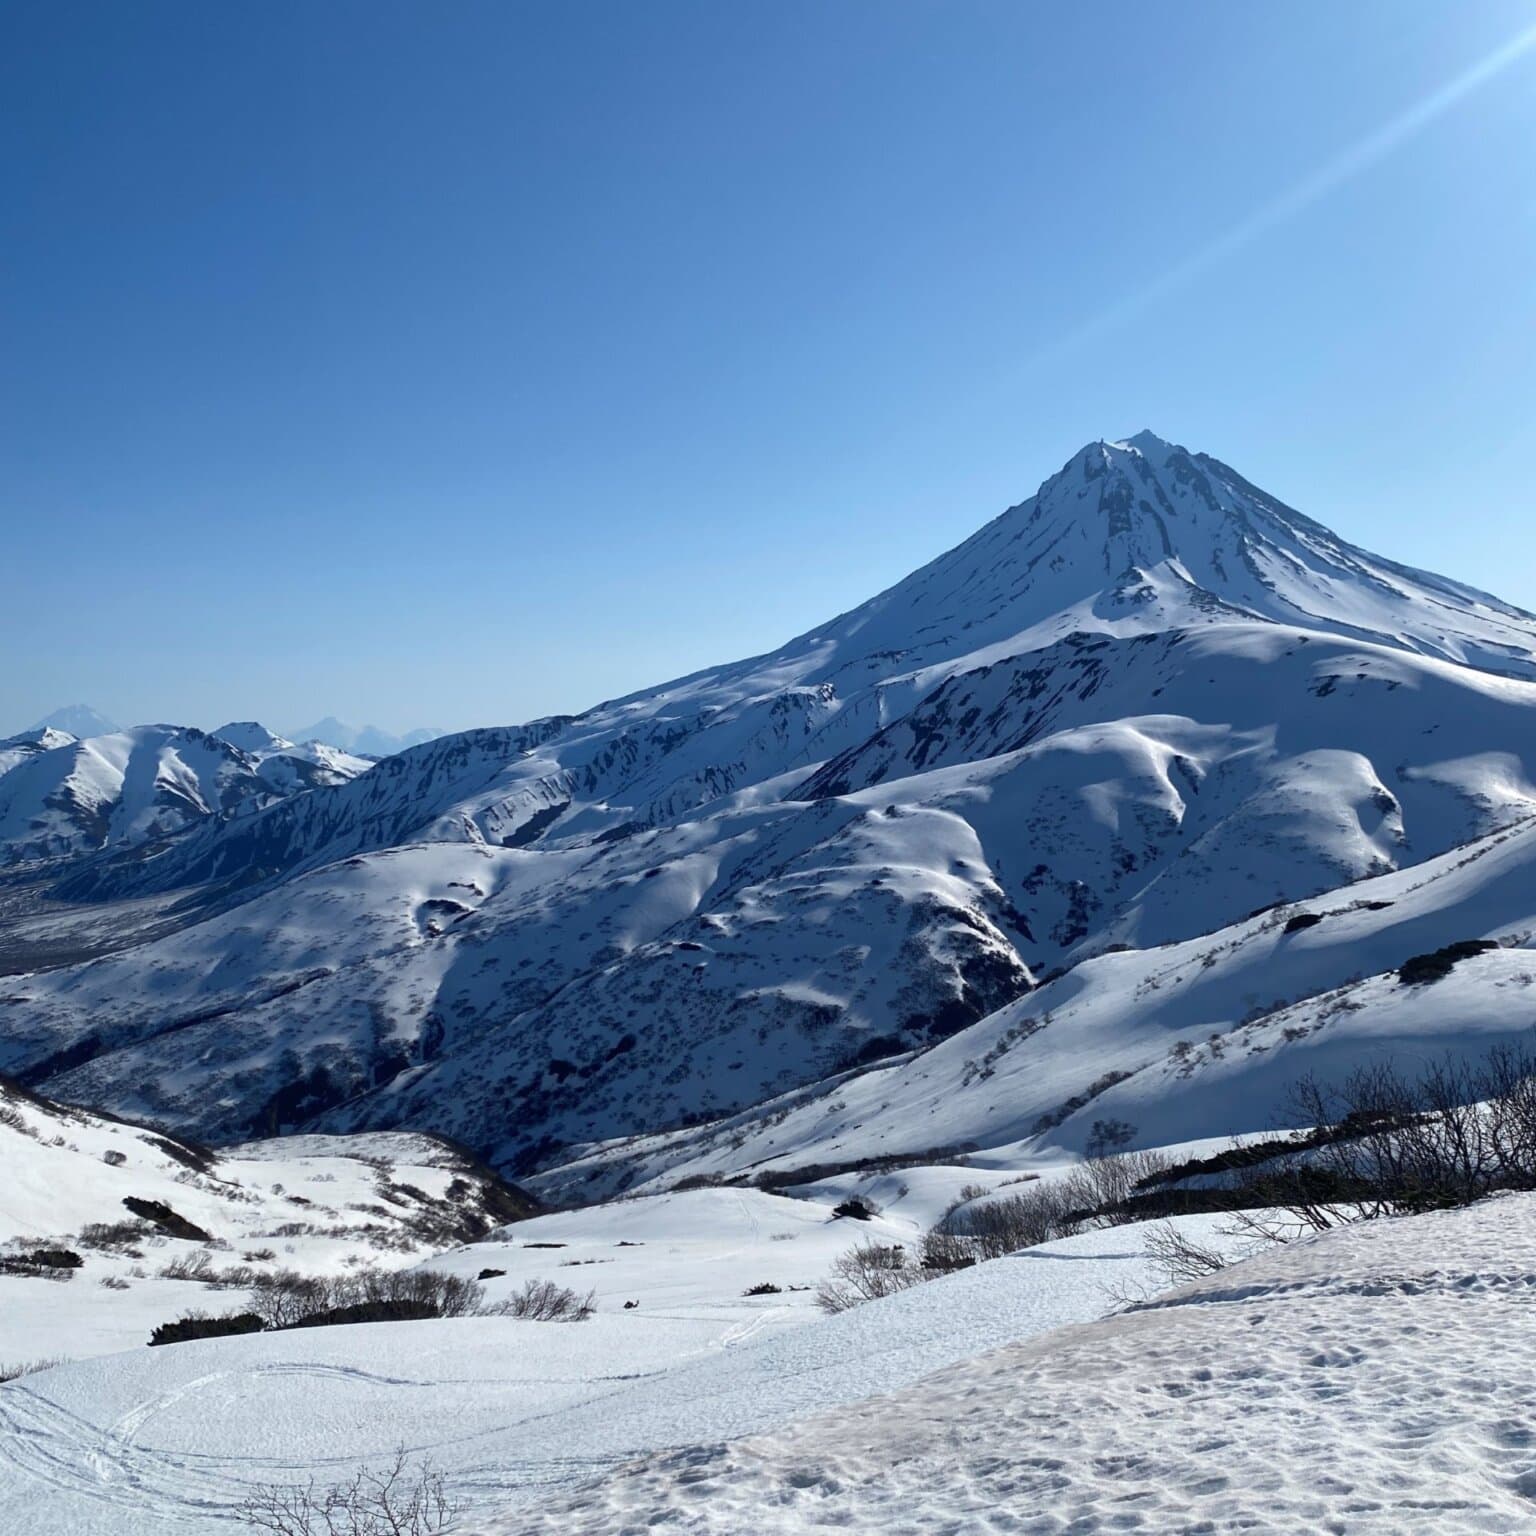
left=6, top=1, right=1536, bottom=736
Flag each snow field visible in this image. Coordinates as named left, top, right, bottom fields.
left=513, top=1193, right=1536, bottom=1535
left=0, top=1184, right=1224, bottom=1534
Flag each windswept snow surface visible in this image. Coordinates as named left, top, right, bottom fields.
left=0, top=1185, right=1221, bottom=1534
left=513, top=1194, right=1536, bottom=1536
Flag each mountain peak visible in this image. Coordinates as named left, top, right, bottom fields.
left=1114, top=428, right=1179, bottom=459
left=30, top=704, right=120, bottom=739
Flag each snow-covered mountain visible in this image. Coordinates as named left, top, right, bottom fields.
left=0, top=726, right=287, bottom=867
left=4, top=431, right=1535, bottom=1182
left=0, top=722, right=374, bottom=871
left=209, top=722, right=372, bottom=793
left=288, top=718, right=443, bottom=758
left=28, top=705, right=120, bottom=738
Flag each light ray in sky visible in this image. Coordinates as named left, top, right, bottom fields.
left=1033, top=19, right=1536, bottom=363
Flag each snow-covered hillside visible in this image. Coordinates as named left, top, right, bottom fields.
left=538, top=811, right=1536, bottom=1202
left=5, top=432, right=1536, bottom=1184
left=0, top=1170, right=1229, bottom=1534
left=0, top=1076, right=534, bottom=1364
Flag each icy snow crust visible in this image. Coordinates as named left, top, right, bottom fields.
left=513, top=1194, right=1536, bottom=1536
left=6, top=432, right=1536, bottom=1174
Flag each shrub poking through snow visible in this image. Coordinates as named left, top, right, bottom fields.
left=743, top=1281, right=782, bottom=1296
left=238, top=1445, right=460, bottom=1535
left=815, top=1241, right=927, bottom=1313
left=1396, top=939, right=1499, bottom=987
left=831, top=1197, right=877, bottom=1221
left=150, top=1312, right=265, bottom=1347
left=493, top=1278, right=596, bottom=1321
left=122, top=1196, right=213, bottom=1242
left=249, top=1268, right=486, bottom=1330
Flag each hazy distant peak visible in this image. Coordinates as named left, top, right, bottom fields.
left=31, top=704, right=120, bottom=738
left=290, top=718, right=444, bottom=758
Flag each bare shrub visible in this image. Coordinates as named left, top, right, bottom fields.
left=238, top=1446, right=460, bottom=1534
left=249, top=1268, right=486, bottom=1330
left=79, top=1220, right=150, bottom=1253
left=1231, top=1045, right=1536, bottom=1238
left=919, top=1228, right=977, bottom=1274
left=815, top=1241, right=925, bottom=1313
left=0, top=1357, right=66, bottom=1382
left=1141, top=1223, right=1230, bottom=1287
left=940, top=1181, right=1084, bottom=1261
left=160, top=1249, right=215, bottom=1281
left=494, top=1278, right=595, bottom=1321
left=1058, top=1149, right=1172, bottom=1224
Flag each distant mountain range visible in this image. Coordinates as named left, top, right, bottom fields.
left=4, top=431, right=1534, bottom=1197
left=286, top=718, right=445, bottom=758
left=21, top=709, right=442, bottom=763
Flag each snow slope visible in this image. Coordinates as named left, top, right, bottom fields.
left=515, top=1194, right=1536, bottom=1536
left=6, top=1188, right=1535, bottom=1534
left=537, top=810, right=1536, bottom=1202
left=0, top=1182, right=1225, bottom=1534
left=6, top=432, right=1536, bottom=1177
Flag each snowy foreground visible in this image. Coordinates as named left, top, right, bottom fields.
left=5, top=1187, right=1536, bottom=1532
left=519, top=1195, right=1536, bottom=1536
left=0, top=1182, right=1205, bottom=1533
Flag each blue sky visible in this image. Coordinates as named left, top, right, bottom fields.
left=6, top=1, right=1536, bottom=735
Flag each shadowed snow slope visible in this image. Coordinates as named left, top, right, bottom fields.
left=511, top=1194, right=1536, bottom=1536
left=536, top=810, right=1536, bottom=1201
left=5, top=433, right=1536, bottom=1177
